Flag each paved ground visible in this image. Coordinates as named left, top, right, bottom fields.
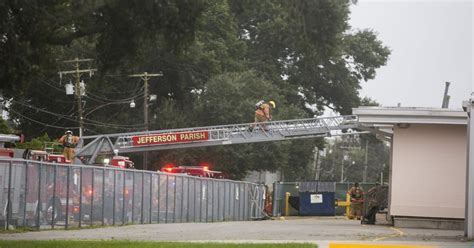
left=1, top=216, right=473, bottom=248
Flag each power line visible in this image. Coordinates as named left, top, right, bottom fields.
left=8, top=108, right=79, bottom=130
left=10, top=99, right=146, bottom=128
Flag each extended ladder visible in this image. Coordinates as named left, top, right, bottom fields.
left=77, top=115, right=359, bottom=159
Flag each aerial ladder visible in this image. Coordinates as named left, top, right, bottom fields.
left=75, top=115, right=360, bottom=164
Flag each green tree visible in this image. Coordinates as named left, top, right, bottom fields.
left=1, top=0, right=390, bottom=178
left=0, top=117, right=11, bottom=134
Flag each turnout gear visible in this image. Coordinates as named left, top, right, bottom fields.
left=59, top=131, right=79, bottom=163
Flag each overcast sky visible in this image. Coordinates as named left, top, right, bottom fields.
left=349, top=0, right=473, bottom=109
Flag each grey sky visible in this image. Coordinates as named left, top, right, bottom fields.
left=349, top=0, right=473, bottom=109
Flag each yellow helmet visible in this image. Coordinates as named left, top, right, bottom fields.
left=268, top=100, right=276, bottom=109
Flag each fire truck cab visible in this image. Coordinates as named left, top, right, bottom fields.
left=104, top=156, right=135, bottom=169
left=160, top=165, right=226, bottom=179
left=0, top=134, right=20, bottom=158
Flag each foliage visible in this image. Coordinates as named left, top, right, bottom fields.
left=0, top=0, right=390, bottom=178
left=16, top=133, right=51, bottom=150
left=0, top=117, right=11, bottom=134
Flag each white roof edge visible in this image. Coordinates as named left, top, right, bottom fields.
left=353, top=107, right=467, bottom=125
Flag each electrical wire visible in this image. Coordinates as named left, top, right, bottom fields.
left=10, top=99, right=147, bottom=128
left=84, top=87, right=145, bottom=103
left=8, top=108, right=79, bottom=129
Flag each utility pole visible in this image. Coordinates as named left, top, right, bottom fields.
left=313, top=147, right=320, bottom=180
left=340, top=150, right=345, bottom=183
left=59, top=58, right=96, bottom=137
left=129, top=72, right=163, bottom=170
left=442, top=81, right=451, bottom=108
left=363, top=139, right=369, bottom=183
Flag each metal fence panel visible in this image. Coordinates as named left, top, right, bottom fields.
left=175, top=176, right=182, bottom=223
left=142, top=172, right=150, bottom=224
left=158, top=174, right=167, bottom=223
left=92, top=168, right=104, bottom=226
left=80, top=167, right=92, bottom=226
left=151, top=174, right=159, bottom=223
left=103, top=169, right=114, bottom=225
left=24, top=162, right=39, bottom=227
left=6, top=162, right=26, bottom=229
left=0, top=159, right=265, bottom=230
left=180, top=176, right=187, bottom=223
left=195, top=179, right=202, bottom=222
left=132, top=172, right=142, bottom=223
left=123, top=171, right=133, bottom=224
left=167, top=175, right=175, bottom=223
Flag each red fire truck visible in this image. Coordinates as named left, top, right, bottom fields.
left=160, top=164, right=227, bottom=179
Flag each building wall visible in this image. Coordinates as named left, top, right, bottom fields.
left=391, top=124, right=467, bottom=219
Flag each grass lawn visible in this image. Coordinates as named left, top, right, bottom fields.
left=0, top=240, right=317, bottom=248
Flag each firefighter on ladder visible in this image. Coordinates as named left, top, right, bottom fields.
left=59, top=130, right=79, bottom=163
left=249, top=100, right=276, bottom=132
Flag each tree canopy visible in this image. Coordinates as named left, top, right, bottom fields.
left=0, top=0, right=390, bottom=180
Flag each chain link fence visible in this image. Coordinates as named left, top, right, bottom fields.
left=0, top=158, right=266, bottom=230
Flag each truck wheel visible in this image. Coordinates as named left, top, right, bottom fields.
left=46, top=198, right=62, bottom=225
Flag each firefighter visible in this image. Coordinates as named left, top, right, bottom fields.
left=347, top=182, right=364, bottom=220
left=249, top=100, right=276, bottom=132
left=263, top=185, right=273, bottom=217
left=59, top=130, right=79, bottom=163
left=361, top=183, right=382, bottom=225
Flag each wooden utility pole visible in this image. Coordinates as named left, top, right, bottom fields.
left=59, top=58, right=96, bottom=137
left=129, top=72, right=163, bottom=170
left=363, top=139, right=369, bottom=183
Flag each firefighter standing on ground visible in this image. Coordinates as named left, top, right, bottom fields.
left=250, top=100, right=276, bottom=131
left=59, top=130, right=79, bottom=163
left=362, top=183, right=382, bottom=225
left=347, top=182, right=364, bottom=220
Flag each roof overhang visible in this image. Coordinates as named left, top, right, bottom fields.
left=352, top=107, right=468, bottom=142
left=353, top=107, right=467, bottom=125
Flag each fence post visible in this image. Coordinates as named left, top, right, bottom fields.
left=216, top=181, right=220, bottom=222
left=36, top=163, right=42, bottom=230
left=23, top=162, right=28, bottom=228
left=122, top=171, right=126, bottom=225
left=165, top=175, right=169, bottom=223
left=112, top=170, right=116, bottom=225
left=211, top=179, right=216, bottom=222
left=52, top=164, right=57, bottom=229
left=102, top=168, right=105, bottom=226
left=199, top=179, right=203, bottom=222
left=6, top=161, right=12, bottom=230
left=90, top=168, right=94, bottom=226
left=180, top=176, right=184, bottom=223
left=131, top=172, right=135, bottom=224
left=173, top=176, right=177, bottom=223
left=149, top=173, right=152, bottom=224
left=141, top=171, right=144, bottom=224
left=186, top=177, right=190, bottom=222
left=222, top=181, right=226, bottom=221
left=65, top=166, right=70, bottom=229
left=79, top=167, right=83, bottom=228
left=205, top=180, right=209, bottom=222
left=157, top=174, right=160, bottom=223
left=193, top=178, right=196, bottom=222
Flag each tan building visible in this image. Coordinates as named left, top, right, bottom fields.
left=353, top=107, right=468, bottom=229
